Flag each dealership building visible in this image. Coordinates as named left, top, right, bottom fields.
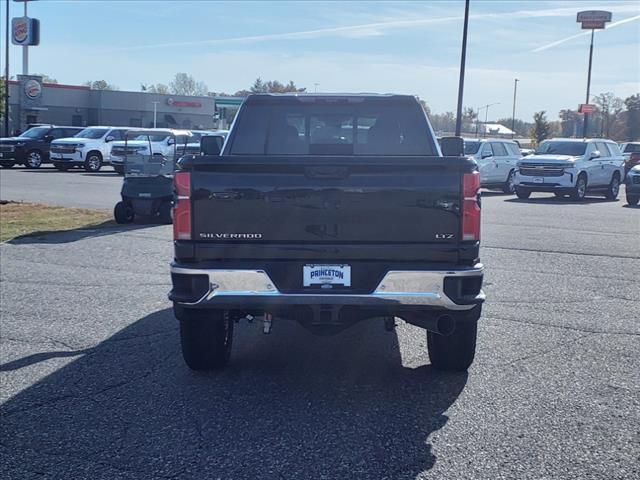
left=3, top=76, right=243, bottom=135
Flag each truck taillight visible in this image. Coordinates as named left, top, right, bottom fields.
left=462, top=172, right=481, bottom=242
left=173, top=172, right=191, bottom=241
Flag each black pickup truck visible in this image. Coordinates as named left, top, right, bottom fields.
left=169, top=94, right=485, bottom=372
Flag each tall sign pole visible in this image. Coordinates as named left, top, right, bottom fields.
left=583, top=29, right=594, bottom=138
left=577, top=10, right=611, bottom=138
left=22, top=0, right=28, bottom=74
left=4, top=0, right=10, bottom=136
left=454, top=0, right=470, bottom=137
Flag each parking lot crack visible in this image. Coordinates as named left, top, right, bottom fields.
left=485, top=315, right=640, bottom=336
left=483, top=245, right=640, bottom=260
left=499, top=332, right=597, bottom=367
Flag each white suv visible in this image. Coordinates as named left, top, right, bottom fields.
left=110, top=129, right=192, bottom=174
left=464, top=138, right=522, bottom=194
left=50, top=126, right=129, bottom=172
left=515, top=138, right=625, bottom=201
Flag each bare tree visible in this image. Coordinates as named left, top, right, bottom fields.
left=33, top=73, right=58, bottom=84
left=593, top=92, right=624, bottom=138
left=169, top=73, right=208, bottom=96
left=85, top=80, right=118, bottom=90
left=144, top=83, right=170, bottom=94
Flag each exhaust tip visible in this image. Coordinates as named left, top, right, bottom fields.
left=436, top=314, right=456, bottom=336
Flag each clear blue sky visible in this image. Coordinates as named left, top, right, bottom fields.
left=2, top=0, right=639, bottom=121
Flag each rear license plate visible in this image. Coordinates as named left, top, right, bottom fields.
left=303, top=264, right=351, bottom=287
left=533, top=177, right=544, bottom=183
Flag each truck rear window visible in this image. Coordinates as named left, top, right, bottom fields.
left=229, top=103, right=436, bottom=156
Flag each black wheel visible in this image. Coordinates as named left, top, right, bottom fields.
left=175, top=306, right=234, bottom=371
left=0, top=162, right=15, bottom=169
left=25, top=150, right=43, bottom=168
left=571, top=174, right=587, bottom=201
left=158, top=201, right=172, bottom=224
left=502, top=169, right=516, bottom=194
left=113, top=165, right=124, bottom=175
left=604, top=174, right=620, bottom=200
left=428, top=320, right=478, bottom=372
left=515, top=186, right=531, bottom=199
left=627, top=194, right=639, bottom=206
left=84, top=152, right=103, bottom=172
left=53, top=163, right=70, bottom=172
left=113, top=201, right=134, bottom=224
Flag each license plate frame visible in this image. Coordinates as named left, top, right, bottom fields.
left=303, top=264, right=351, bottom=287
left=533, top=177, right=544, bottom=184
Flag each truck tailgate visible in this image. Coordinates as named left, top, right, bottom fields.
left=189, top=156, right=466, bottom=260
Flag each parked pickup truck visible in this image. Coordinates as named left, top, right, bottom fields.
left=169, top=94, right=485, bottom=372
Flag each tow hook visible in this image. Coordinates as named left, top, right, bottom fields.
left=263, top=313, right=273, bottom=334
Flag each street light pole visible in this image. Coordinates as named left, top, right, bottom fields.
left=454, top=0, right=470, bottom=137
left=152, top=101, right=159, bottom=128
left=583, top=29, right=595, bottom=138
left=511, top=78, right=519, bottom=138
left=4, top=0, right=10, bottom=136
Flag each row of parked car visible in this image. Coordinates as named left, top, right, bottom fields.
left=0, top=125, right=227, bottom=173
left=1, top=124, right=639, bottom=205
left=459, top=137, right=640, bottom=205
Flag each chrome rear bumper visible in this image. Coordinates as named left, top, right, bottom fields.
left=170, top=264, right=485, bottom=311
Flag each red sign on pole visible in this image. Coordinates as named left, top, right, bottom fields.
left=579, top=104, right=596, bottom=114
left=577, top=10, right=612, bottom=30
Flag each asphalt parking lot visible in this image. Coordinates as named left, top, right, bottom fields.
left=0, top=169, right=638, bottom=479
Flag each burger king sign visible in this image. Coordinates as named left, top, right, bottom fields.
left=24, top=79, right=42, bottom=100
left=11, top=16, right=40, bottom=46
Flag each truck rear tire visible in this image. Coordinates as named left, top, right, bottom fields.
left=502, top=170, right=516, bottom=194
left=113, top=165, right=124, bottom=175
left=0, top=162, right=15, bottom=169
left=604, top=173, right=620, bottom=200
left=627, top=194, right=639, bottom=206
left=570, top=174, right=587, bottom=201
left=428, top=320, right=477, bottom=372
left=176, top=306, right=234, bottom=371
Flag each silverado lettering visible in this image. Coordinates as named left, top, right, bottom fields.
left=170, top=93, right=485, bottom=373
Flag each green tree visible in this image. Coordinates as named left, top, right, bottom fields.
left=558, top=109, right=580, bottom=137
left=85, top=80, right=118, bottom=91
left=624, top=93, right=640, bottom=141
left=235, top=78, right=306, bottom=97
left=169, top=73, right=208, bottom=96
left=531, top=111, right=551, bottom=145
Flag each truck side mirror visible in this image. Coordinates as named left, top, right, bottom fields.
left=105, top=135, right=115, bottom=143
left=440, top=136, right=464, bottom=156
left=44, top=135, right=54, bottom=143
left=589, top=150, right=600, bottom=159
